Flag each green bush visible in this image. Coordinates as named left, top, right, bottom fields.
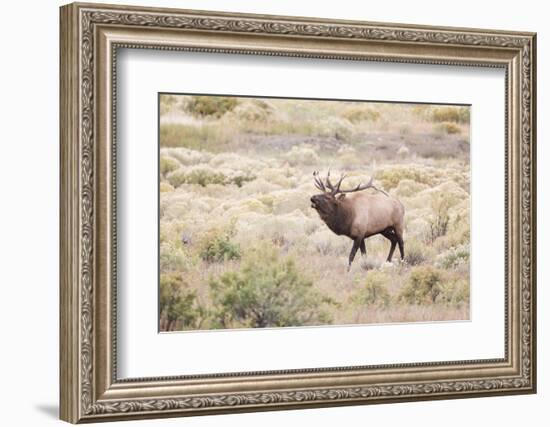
left=399, top=266, right=445, bottom=305
left=209, top=244, right=331, bottom=328
left=185, top=96, right=238, bottom=118
left=200, top=236, right=241, bottom=263
left=160, top=272, right=198, bottom=331
left=431, top=106, right=470, bottom=123
left=355, top=271, right=391, bottom=307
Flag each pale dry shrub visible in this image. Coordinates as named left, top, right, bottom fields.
left=434, top=220, right=470, bottom=252
left=439, top=279, right=470, bottom=306
left=160, top=182, right=174, bottom=193
left=192, top=183, right=240, bottom=199
left=284, top=145, right=320, bottom=166
left=161, top=191, right=215, bottom=220
left=162, top=147, right=212, bottom=166
left=435, top=244, right=470, bottom=270
left=232, top=210, right=318, bottom=249
left=316, top=117, right=353, bottom=140
left=307, top=228, right=349, bottom=256
left=375, top=164, right=444, bottom=190
left=160, top=241, right=192, bottom=272
left=430, top=106, right=470, bottom=123
left=404, top=215, right=430, bottom=240
left=239, top=178, right=282, bottom=197
left=392, top=179, right=429, bottom=198
left=226, top=99, right=275, bottom=123
left=257, top=167, right=298, bottom=188
left=220, top=198, right=271, bottom=217
left=160, top=156, right=180, bottom=176
left=404, top=238, right=429, bottom=266
left=337, top=144, right=356, bottom=155
left=435, top=122, right=462, bottom=135
left=159, top=94, right=178, bottom=115
left=160, top=219, right=190, bottom=245
left=208, top=152, right=266, bottom=173
left=411, top=104, right=431, bottom=119
left=397, top=145, right=410, bottom=158
left=269, top=188, right=311, bottom=215
left=359, top=257, right=382, bottom=271
left=426, top=193, right=452, bottom=243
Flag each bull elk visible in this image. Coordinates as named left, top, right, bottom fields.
left=310, top=171, right=405, bottom=271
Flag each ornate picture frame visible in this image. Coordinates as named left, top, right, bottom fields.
left=60, top=2, right=536, bottom=423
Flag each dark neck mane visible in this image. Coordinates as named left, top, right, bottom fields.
left=320, top=202, right=353, bottom=236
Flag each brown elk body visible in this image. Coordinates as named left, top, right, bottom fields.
left=310, top=171, right=405, bottom=270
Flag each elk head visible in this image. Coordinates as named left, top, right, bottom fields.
left=310, top=170, right=377, bottom=219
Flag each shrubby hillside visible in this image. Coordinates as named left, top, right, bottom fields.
left=159, top=95, right=471, bottom=331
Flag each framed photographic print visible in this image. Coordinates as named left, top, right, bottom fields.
left=59, top=2, right=537, bottom=423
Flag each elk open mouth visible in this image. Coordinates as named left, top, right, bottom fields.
left=310, top=199, right=319, bottom=210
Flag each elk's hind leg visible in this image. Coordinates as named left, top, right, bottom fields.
left=359, top=239, right=367, bottom=268
left=393, top=224, right=405, bottom=260
left=381, top=228, right=397, bottom=262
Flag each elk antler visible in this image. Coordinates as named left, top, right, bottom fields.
left=314, top=171, right=388, bottom=196
left=313, top=171, right=326, bottom=192
left=337, top=176, right=389, bottom=196
left=324, top=170, right=346, bottom=195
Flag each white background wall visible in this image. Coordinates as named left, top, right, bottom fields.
left=0, top=0, right=545, bottom=425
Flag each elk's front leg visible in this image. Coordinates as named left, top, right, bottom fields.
left=348, top=238, right=362, bottom=272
